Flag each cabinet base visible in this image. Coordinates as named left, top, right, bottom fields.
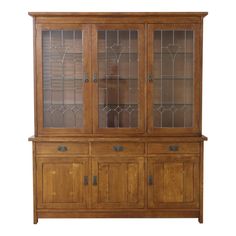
left=35, top=209, right=201, bottom=223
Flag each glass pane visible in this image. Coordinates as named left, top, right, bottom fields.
left=153, top=30, right=194, bottom=128
left=97, top=30, right=139, bottom=128
left=42, top=30, right=84, bottom=128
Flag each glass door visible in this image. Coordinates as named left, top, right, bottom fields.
left=147, top=24, right=201, bottom=135
left=37, top=24, right=91, bottom=135
left=92, top=24, right=145, bottom=134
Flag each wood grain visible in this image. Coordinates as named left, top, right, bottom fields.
left=29, top=12, right=207, bottom=223
left=148, top=155, right=199, bottom=209
left=36, top=142, right=89, bottom=155
left=91, top=142, right=145, bottom=155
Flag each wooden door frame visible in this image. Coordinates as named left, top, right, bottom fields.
left=91, top=24, right=145, bottom=134
left=147, top=23, right=202, bottom=135
left=37, top=157, right=89, bottom=209
left=36, top=23, right=92, bottom=136
left=91, top=156, right=145, bottom=208
left=147, top=155, right=200, bottom=209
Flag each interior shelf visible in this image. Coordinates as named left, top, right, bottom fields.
left=153, top=77, right=193, bottom=80
left=154, top=52, right=193, bottom=55
left=153, top=103, right=193, bottom=106
left=98, top=77, right=138, bottom=80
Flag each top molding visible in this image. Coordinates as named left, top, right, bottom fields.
left=29, top=12, right=208, bottom=17
left=29, top=12, right=208, bottom=24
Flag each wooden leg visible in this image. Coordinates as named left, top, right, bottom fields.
left=198, top=215, right=203, bottom=223
left=198, top=143, right=204, bottom=224
left=34, top=214, right=38, bottom=224
left=33, top=142, right=38, bottom=225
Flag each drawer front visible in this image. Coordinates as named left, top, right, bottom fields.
left=148, top=143, right=200, bottom=154
left=92, top=142, right=145, bottom=155
left=36, top=142, right=89, bottom=155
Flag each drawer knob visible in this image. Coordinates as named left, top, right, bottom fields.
left=113, top=145, right=124, bottom=152
left=57, top=145, right=68, bottom=152
left=169, top=145, right=179, bottom=152
left=148, top=176, right=153, bottom=185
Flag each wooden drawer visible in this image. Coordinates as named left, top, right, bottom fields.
left=148, top=143, right=200, bottom=154
left=92, top=142, right=145, bottom=155
left=36, top=142, right=89, bottom=155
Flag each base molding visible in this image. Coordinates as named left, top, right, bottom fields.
left=36, top=209, right=200, bottom=221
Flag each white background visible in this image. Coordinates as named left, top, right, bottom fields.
left=0, top=0, right=235, bottom=235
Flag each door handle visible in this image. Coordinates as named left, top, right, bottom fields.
left=83, top=176, right=88, bottom=185
left=92, top=176, right=98, bottom=185
left=147, top=74, right=153, bottom=82
left=93, top=73, right=97, bottom=83
left=83, top=72, right=89, bottom=83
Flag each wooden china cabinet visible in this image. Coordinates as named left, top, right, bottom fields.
left=28, top=12, right=207, bottom=224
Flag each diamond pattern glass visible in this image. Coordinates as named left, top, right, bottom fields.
left=42, top=30, right=84, bottom=128
left=97, top=30, right=139, bottom=128
left=153, top=30, right=194, bottom=128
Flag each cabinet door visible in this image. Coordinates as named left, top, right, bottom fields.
left=148, top=156, right=199, bottom=208
left=91, top=157, right=144, bottom=208
left=36, top=24, right=91, bottom=135
left=147, top=24, right=201, bottom=135
left=92, top=24, right=145, bottom=134
left=37, top=158, right=89, bottom=208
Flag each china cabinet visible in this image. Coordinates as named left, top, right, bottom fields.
left=29, top=12, right=207, bottom=224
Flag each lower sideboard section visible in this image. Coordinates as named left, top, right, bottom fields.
left=32, top=139, right=204, bottom=224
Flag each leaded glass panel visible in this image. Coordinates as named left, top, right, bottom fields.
left=42, top=30, right=84, bottom=128
left=97, top=30, right=139, bottom=128
left=153, top=30, right=194, bottom=128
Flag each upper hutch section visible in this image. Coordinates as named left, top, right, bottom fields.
left=30, top=12, right=207, bottom=136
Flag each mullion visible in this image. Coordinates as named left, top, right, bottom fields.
left=128, top=30, right=131, bottom=127
left=117, top=30, right=120, bottom=128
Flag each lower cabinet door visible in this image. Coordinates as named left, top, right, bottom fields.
left=148, top=155, right=199, bottom=208
left=37, top=158, right=89, bottom=209
left=91, top=157, right=144, bottom=208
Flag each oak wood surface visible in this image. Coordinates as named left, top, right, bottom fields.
left=91, top=157, right=144, bottom=208
left=29, top=12, right=208, bottom=17
left=37, top=210, right=200, bottom=219
left=29, top=13, right=208, bottom=26
left=148, top=155, right=199, bottom=209
left=37, top=157, right=89, bottom=209
left=148, top=142, right=200, bottom=154
left=36, top=142, right=89, bottom=155
left=91, top=142, right=145, bottom=155
left=29, top=12, right=207, bottom=223
left=29, top=135, right=207, bottom=142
